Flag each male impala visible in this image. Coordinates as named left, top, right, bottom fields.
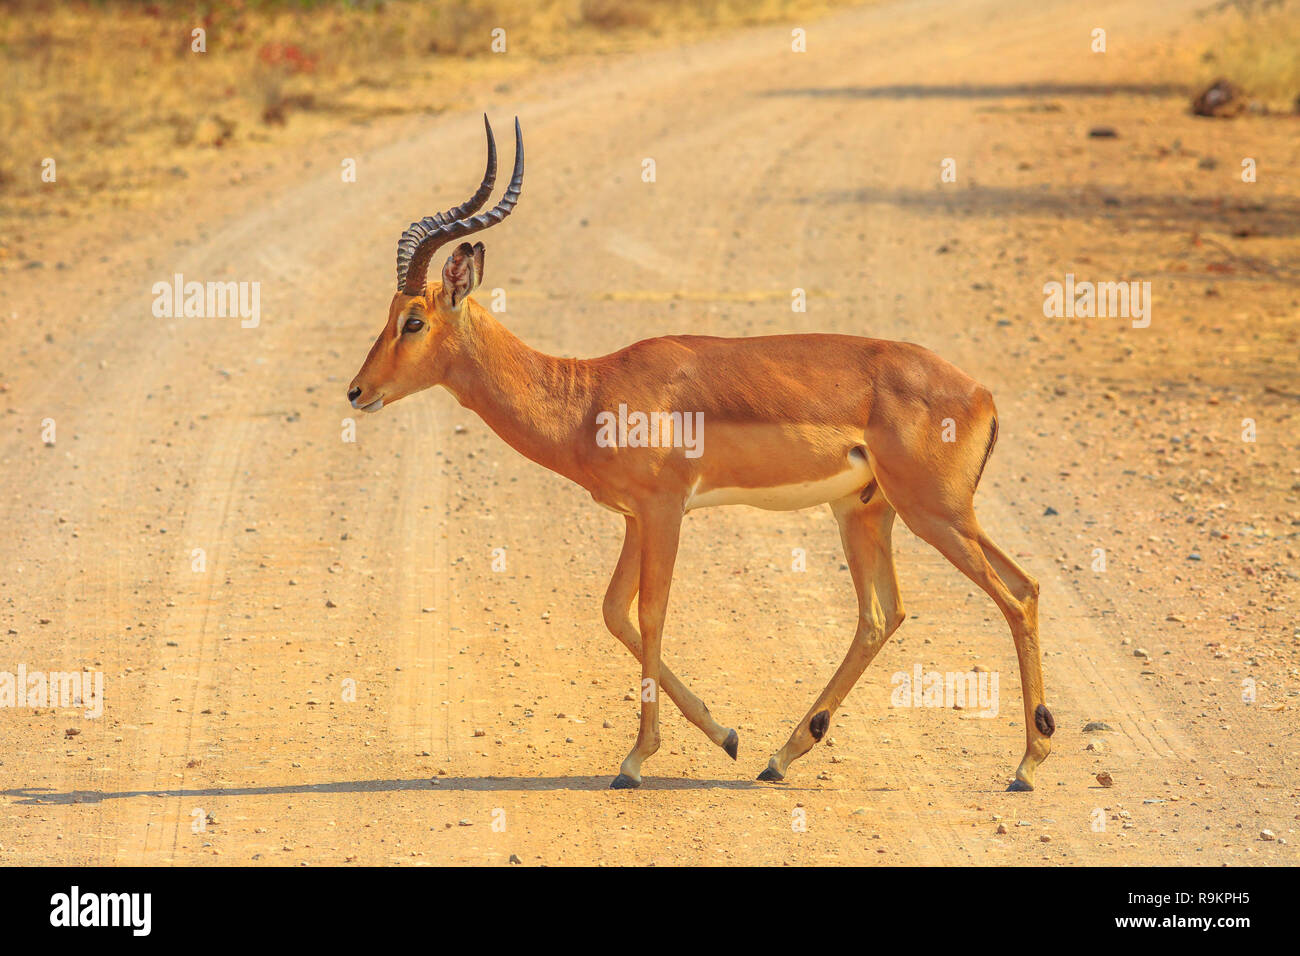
left=348, top=117, right=1055, bottom=791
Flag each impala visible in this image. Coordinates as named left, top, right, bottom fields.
left=347, top=116, right=1055, bottom=791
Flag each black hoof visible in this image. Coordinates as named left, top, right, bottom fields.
left=1007, top=778, right=1034, bottom=792
left=609, top=773, right=641, bottom=790
left=757, top=766, right=784, bottom=782
left=723, top=729, right=739, bottom=761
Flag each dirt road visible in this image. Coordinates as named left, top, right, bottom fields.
left=2, top=0, right=1296, bottom=865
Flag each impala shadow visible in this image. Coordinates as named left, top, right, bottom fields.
left=1, top=775, right=770, bottom=805
left=790, top=185, right=1300, bottom=241
left=759, top=82, right=1186, bottom=99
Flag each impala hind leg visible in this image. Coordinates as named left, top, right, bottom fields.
left=610, top=508, right=683, bottom=790
left=760, top=490, right=904, bottom=781
left=604, top=517, right=738, bottom=763
left=879, top=480, right=1052, bottom=790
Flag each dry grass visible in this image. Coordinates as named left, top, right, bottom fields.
left=1198, top=0, right=1300, bottom=104
left=0, top=0, right=857, bottom=224
left=1129, top=0, right=1300, bottom=109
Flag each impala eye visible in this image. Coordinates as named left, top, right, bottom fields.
left=402, top=315, right=424, bottom=334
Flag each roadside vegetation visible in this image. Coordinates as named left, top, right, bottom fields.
left=0, top=0, right=851, bottom=214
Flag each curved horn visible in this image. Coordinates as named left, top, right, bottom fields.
left=395, top=115, right=498, bottom=291
left=438, top=113, right=497, bottom=225
left=397, top=116, right=524, bottom=296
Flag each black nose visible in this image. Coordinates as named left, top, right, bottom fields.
left=347, top=386, right=361, bottom=402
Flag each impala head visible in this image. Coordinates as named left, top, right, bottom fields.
left=347, top=115, right=524, bottom=412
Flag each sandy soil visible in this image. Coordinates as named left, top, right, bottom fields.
left=0, top=0, right=1296, bottom=866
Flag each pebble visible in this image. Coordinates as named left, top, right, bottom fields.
left=1096, top=771, right=1114, bottom=788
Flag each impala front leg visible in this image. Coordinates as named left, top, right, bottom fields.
left=604, top=516, right=738, bottom=758
left=610, top=507, right=682, bottom=790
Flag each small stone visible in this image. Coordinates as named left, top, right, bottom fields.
left=1096, top=771, right=1114, bottom=788
left=472, top=728, right=486, bottom=737
left=1086, top=739, right=1104, bottom=752
left=1082, top=721, right=1114, bottom=733
left=1133, top=648, right=1150, bottom=659
left=1192, top=78, right=1245, bottom=117
left=996, top=823, right=1008, bottom=834
left=508, top=853, right=523, bottom=864
left=1260, top=829, right=1276, bottom=841
left=1039, top=834, right=1052, bottom=843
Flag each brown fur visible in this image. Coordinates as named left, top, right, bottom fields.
left=349, top=265, right=1052, bottom=790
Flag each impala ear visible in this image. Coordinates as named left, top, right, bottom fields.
left=440, top=241, right=485, bottom=310
left=472, top=241, right=485, bottom=284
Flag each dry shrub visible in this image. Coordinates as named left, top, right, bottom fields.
left=0, top=0, right=859, bottom=220
left=1196, top=0, right=1300, bottom=106
left=580, top=0, right=655, bottom=30
left=427, top=1, right=501, bottom=56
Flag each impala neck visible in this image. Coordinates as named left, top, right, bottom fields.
left=441, top=305, right=591, bottom=484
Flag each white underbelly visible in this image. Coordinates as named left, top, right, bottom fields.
left=686, top=449, right=873, bottom=513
